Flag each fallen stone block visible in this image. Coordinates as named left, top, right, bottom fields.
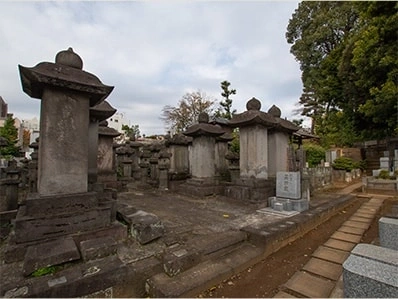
left=128, top=210, right=164, bottom=244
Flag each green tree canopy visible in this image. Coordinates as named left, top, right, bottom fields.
left=0, top=115, right=20, bottom=157
left=122, top=124, right=140, bottom=140
left=287, top=1, right=397, bottom=145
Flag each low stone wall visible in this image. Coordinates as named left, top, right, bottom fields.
left=362, top=177, right=398, bottom=194
left=303, top=167, right=362, bottom=192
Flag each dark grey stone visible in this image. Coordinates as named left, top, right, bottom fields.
left=379, top=217, right=398, bottom=250
left=23, top=237, right=81, bottom=276
left=79, top=236, right=117, bottom=261
left=343, top=244, right=398, bottom=297
left=128, top=210, right=164, bottom=244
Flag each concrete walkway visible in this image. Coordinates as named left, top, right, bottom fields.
left=274, top=192, right=391, bottom=298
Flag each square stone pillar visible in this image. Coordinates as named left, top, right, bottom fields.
left=39, top=89, right=90, bottom=195
left=268, top=131, right=290, bottom=178
left=191, top=135, right=216, bottom=178
left=240, top=125, right=268, bottom=179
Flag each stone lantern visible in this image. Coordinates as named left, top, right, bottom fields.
left=19, top=47, right=114, bottom=196
left=15, top=48, right=119, bottom=244
left=226, top=97, right=299, bottom=201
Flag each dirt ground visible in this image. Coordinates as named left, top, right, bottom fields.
left=199, top=195, right=397, bottom=298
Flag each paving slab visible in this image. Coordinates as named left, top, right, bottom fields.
left=302, top=257, right=342, bottom=281
left=312, top=246, right=350, bottom=264
left=338, top=225, right=366, bottom=236
left=368, top=197, right=385, bottom=205
left=273, top=290, right=297, bottom=298
left=343, top=220, right=370, bottom=230
left=354, top=212, right=375, bottom=219
left=360, top=204, right=380, bottom=211
left=331, top=231, right=362, bottom=243
left=356, top=208, right=377, bottom=216
left=324, top=238, right=356, bottom=252
left=349, top=216, right=373, bottom=224
left=284, top=271, right=335, bottom=298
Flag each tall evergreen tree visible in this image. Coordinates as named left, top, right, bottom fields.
left=215, top=80, right=236, bottom=120
left=286, top=1, right=397, bottom=145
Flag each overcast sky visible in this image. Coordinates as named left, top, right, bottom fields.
left=0, top=1, right=304, bottom=135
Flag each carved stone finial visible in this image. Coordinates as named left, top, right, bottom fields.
left=268, top=104, right=281, bottom=118
left=198, top=112, right=209, bottom=123
left=55, top=47, right=83, bottom=69
left=246, top=97, right=261, bottom=111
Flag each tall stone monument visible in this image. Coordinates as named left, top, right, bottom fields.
left=226, top=98, right=299, bottom=201
left=11, top=48, right=126, bottom=263
left=179, top=112, right=225, bottom=196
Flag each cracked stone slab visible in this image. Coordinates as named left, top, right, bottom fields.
left=23, top=237, right=80, bottom=276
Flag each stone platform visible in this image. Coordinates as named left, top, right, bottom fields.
left=1, top=181, right=386, bottom=298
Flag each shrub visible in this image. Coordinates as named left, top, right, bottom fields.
left=332, top=156, right=360, bottom=171
left=303, top=142, right=325, bottom=167
left=377, top=170, right=390, bottom=179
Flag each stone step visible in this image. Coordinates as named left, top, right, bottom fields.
left=146, top=242, right=263, bottom=298
left=161, top=230, right=247, bottom=277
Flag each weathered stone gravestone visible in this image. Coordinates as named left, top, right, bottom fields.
left=225, top=98, right=299, bottom=201
left=276, top=171, right=301, bottom=199
left=260, top=171, right=309, bottom=215
left=2, top=49, right=131, bottom=298
left=179, top=112, right=225, bottom=197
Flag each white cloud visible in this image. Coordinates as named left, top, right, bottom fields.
left=0, top=1, right=304, bottom=135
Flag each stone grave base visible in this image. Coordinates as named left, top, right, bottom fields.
left=176, top=178, right=224, bottom=197
left=268, top=196, right=309, bottom=212
left=224, top=178, right=275, bottom=202
left=2, top=254, right=135, bottom=298
left=14, top=192, right=117, bottom=244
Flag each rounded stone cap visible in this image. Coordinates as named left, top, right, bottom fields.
left=268, top=104, right=281, bottom=118
left=246, top=97, right=261, bottom=111
left=198, top=112, right=209, bottom=123
left=55, top=47, right=83, bottom=69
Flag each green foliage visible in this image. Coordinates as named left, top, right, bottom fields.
left=303, top=142, right=325, bottom=167
left=332, top=156, right=360, bottom=171
left=215, top=81, right=237, bottom=120
left=287, top=1, right=398, bottom=143
left=0, top=116, right=20, bottom=158
left=229, top=128, right=240, bottom=154
left=122, top=124, right=140, bottom=140
left=31, top=266, right=58, bottom=277
left=377, top=170, right=390, bottom=180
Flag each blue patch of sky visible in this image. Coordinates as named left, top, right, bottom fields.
left=212, top=44, right=236, bottom=68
